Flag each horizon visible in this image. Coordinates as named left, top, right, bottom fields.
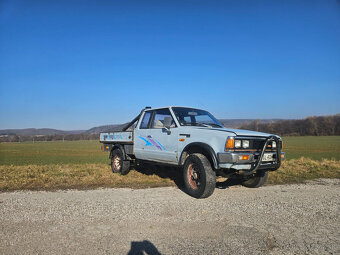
left=1, top=1, right=339, bottom=130
left=1, top=113, right=339, bottom=131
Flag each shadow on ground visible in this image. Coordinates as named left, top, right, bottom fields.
left=127, top=240, right=162, bottom=255
left=134, top=163, right=241, bottom=191
left=134, top=163, right=185, bottom=190
left=216, top=176, right=242, bottom=189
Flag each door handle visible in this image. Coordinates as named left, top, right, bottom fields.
left=147, top=135, right=152, bottom=138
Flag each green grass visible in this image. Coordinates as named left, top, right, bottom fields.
left=0, top=140, right=108, bottom=165
left=282, top=136, right=340, bottom=160
left=0, top=136, right=339, bottom=166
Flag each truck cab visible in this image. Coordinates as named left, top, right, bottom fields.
left=100, top=106, right=284, bottom=198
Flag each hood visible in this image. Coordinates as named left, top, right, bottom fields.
left=192, top=126, right=277, bottom=137
left=221, top=128, right=276, bottom=137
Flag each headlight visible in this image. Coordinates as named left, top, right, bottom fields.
left=242, top=140, right=250, bottom=148
left=272, top=141, right=276, bottom=148
left=235, top=140, right=241, bottom=148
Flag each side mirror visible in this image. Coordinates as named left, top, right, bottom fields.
left=163, top=117, right=172, bottom=129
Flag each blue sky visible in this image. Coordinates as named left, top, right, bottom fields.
left=1, top=0, right=339, bottom=130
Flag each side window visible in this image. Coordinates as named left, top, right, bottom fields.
left=184, top=116, right=191, bottom=123
left=140, top=111, right=152, bottom=129
left=151, top=109, right=176, bottom=129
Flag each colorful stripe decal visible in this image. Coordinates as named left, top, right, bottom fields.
left=138, top=136, right=166, bottom=151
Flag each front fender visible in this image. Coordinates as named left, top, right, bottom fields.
left=179, top=142, right=219, bottom=169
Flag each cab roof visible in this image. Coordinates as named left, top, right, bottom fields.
left=143, top=106, right=205, bottom=111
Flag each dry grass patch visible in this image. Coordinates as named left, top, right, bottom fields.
left=0, top=158, right=339, bottom=191
left=0, top=164, right=175, bottom=191
left=268, top=158, right=340, bottom=184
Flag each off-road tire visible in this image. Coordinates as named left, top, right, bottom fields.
left=241, top=171, right=268, bottom=188
left=111, top=148, right=131, bottom=175
left=183, top=153, right=216, bottom=199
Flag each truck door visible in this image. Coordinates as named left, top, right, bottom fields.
left=135, top=108, right=178, bottom=164
left=134, top=110, right=152, bottom=160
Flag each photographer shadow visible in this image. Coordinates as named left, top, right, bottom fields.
left=127, top=240, right=161, bottom=255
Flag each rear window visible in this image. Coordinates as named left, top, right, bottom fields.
left=140, top=111, right=152, bottom=129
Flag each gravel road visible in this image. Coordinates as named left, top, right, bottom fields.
left=1, top=179, right=340, bottom=255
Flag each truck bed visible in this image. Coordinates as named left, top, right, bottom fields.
left=100, top=132, right=133, bottom=144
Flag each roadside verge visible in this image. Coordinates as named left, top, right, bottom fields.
left=1, top=158, right=339, bottom=191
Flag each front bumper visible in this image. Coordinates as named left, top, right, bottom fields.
left=217, top=136, right=284, bottom=174
left=218, top=151, right=284, bottom=164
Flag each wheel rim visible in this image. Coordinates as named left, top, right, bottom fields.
left=113, top=155, right=121, bottom=170
left=187, top=163, right=200, bottom=189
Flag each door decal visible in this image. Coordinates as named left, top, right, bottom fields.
left=138, top=136, right=166, bottom=151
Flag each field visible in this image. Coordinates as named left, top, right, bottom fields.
left=282, top=136, right=340, bottom=160
left=0, top=140, right=107, bottom=165
left=0, top=136, right=339, bottom=191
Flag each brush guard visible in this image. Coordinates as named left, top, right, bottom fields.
left=241, top=136, right=282, bottom=176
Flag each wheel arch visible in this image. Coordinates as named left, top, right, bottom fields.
left=109, top=144, right=126, bottom=160
left=179, top=142, right=219, bottom=169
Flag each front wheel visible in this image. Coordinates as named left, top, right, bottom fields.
left=111, top=149, right=130, bottom=175
left=241, top=171, right=268, bottom=188
left=183, top=153, right=216, bottom=199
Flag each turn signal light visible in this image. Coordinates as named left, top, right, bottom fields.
left=225, top=137, right=235, bottom=150
left=238, top=155, right=249, bottom=160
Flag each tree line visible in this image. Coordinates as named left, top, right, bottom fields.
left=239, top=114, right=340, bottom=136
left=1, top=114, right=339, bottom=143
left=0, top=133, right=99, bottom=143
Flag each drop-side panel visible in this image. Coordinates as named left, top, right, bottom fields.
left=100, top=132, right=133, bottom=143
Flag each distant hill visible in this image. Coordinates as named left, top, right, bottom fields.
left=0, top=128, right=85, bottom=136
left=1, top=114, right=339, bottom=142
left=84, top=124, right=126, bottom=134
left=0, top=119, right=282, bottom=136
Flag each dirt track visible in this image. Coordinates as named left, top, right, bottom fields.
left=1, top=179, right=340, bottom=254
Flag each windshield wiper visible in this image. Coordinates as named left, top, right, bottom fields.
left=181, top=123, right=222, bottom=128
left=195, top=123, right=212, bottom=128
left=202, top=123, right=223, bottom=128
left=181, top=123, right=210, bottom=127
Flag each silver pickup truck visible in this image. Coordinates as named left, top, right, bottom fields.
left=100, top=106, right=284, bottom=198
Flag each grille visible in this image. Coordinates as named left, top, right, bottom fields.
left=234, top=138, right=277, bottom=152
left=252, top=139, right=266, bottom=150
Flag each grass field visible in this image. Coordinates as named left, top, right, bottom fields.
left=282, top=136, right=340, bottom=160
left=0, top=136, right=339, bottom=191
left=1, top=136, right=339, bottom=166
left=0, top=140, right=107, bottom=165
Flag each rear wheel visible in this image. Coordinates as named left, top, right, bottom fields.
left=111, top=148, right=130, bottom=175
left=183, top=153, right=216, bottom=199
left=241, top=171, right=268, bottom=188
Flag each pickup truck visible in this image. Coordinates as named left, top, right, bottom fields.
left=100, top=106, right=284, bottom=198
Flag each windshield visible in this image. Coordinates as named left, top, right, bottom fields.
left=172, top=107, right=223, bottom=128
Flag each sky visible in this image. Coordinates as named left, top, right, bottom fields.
left=0, top=0, right=339, bottom=130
